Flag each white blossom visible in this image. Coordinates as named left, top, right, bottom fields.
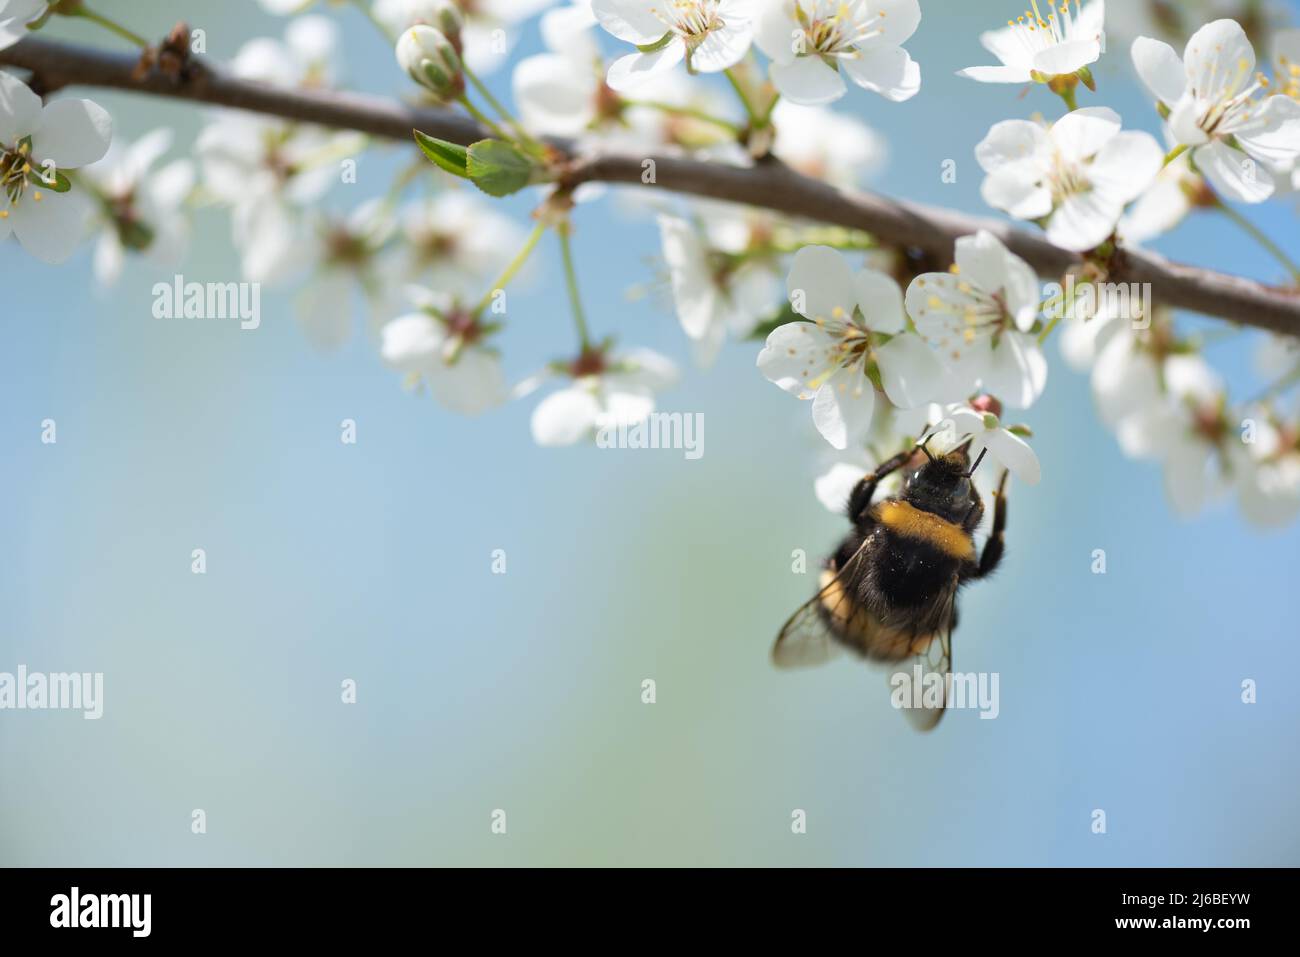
left=958, top=0, right=1105, bottom=85
left=391, top=190, right=528, bottom=297
left=527, top=346, right=679, bottom=446
left=758, top=245, right=947, bottom=450
left=296, top=200, right=396, bottom=350
left=944, top=405, right=1042, bottom=485
left=80, top=128, right=194, bottom=286
left=380, top=285, right=509, bottom=414
left=905, top=230, right=1047, bottom=409
left=0, top=71, right=112, bottom=263
left=658, top=212, right=778, bottom=366
left=976, top=107, right=1163, bottom=252
left=592, top=0, right=755, bottom=92
left=0, top=0, right=45, bottom=51
left=1132, top=18, right=1300, bottom=202
left=754, top=0, right=921, bottom=105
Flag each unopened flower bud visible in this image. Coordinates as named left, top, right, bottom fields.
left=414, top=0, right=464, bottom=44
left=970, top=394, right=1004, bottom=420
left=396, top=25, right=464, bottom=100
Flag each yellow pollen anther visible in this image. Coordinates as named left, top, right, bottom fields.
left=963, top=328, right=976, bottom=344
left=32, top=190, right=43, bottom=201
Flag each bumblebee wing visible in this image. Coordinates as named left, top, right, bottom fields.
left=771, top=540, right=871, bottom=670
left=895, top=590, right=956, bottom=732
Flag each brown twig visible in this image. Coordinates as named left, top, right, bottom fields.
left=3, top=35, right=1299, bottom=335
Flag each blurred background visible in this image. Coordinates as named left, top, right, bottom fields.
left=1, top=0, right=1298, bottom=867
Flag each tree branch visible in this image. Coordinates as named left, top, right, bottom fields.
left=4, top=36, right=1299, bottom=336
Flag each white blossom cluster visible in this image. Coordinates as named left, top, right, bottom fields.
left=1, top=0, right=1298, bottom=526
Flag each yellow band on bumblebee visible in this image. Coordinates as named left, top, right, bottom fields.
left=876, top=500, right=974, bottom=560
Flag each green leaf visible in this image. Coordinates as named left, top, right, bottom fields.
left=413, top=130, right=469, bottom=179
left=466, top=139, right=537, bottom=198
left=27, top=168, right=71, bottom=192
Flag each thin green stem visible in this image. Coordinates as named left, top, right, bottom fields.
left=724, top=68, right=761, bottom=126
left=474, top=221, right=546, bottom=316
left=1217, top=202, right=1300, bottom=281
left=1163, top=143, right=1189, bottom=167
left=456, top=95, right=512, bottom=142
left=558, top=227, right=591, bottom=349
left=1037, top=313, right=1064, bottom=345
left=462, top=62, right=544, bottom=152
left=74, top=6, right=149, bottom=48
left=1057, top=85, right=1078, bottom=111
left=621, top=99, right=742, bottom=135
left=761, top=91, right=781, bottom=125
left=1247, top=366, right=1300, bottom=405
left=377, top=157, right=426, bottom=213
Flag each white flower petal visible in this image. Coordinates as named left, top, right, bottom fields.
left=605, top=43, right=685, bottom=92
left=815, top=462, right=867, bottom=515
left=875, top=333, right=946, bottom=410
left=812, top=371, right=875, bottom=450
left=770, top=55, right=846, bottom=105
left=981, top=331, right=1047, bottom=409
left=980, top=169, right=1053, bottom=220
left=531, top=386, right=600, bottom=446
left=957, top=64, right=1033, bottom=84
left=10, top=188, right=91, bottom=264
left=1047, top=190, right=1123, bottom=252
left=1194, top=139, right=1274, bottom=203
left=976, top=119, right=1049, bottom=172
left=1131, top=35, right=1186, bottom=105
left=427, top=347, right=508, bottom=415
left=841, top=45, right=921, bottom=102
left=1032, top=38, right=1100, bottom=76
left=1088, top=130, right=1164, bottom=204
left=1183, top=19, right=1254, bottom=105
left=689, top=17, right=752, bottom=74
left=757, top=321, right=838, bottom=398
left=1050, top=106, right=1121, bottom=163
left=380, top=313, right=445, bottom=373
left=753, top=0, right=797, bottom=63
left=0, top=69, right=42, bottom=143
left=788, top=245, right=858, bottom=322
left=985, top=427, right=1041, bottom=485
left=591, top=0, right=667, bottom=44
left=1232, top=95, right=1300, bottom=170
left=854, top=268, right=905, bottom=334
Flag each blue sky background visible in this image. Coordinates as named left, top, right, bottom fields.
left=1, top=0, right=1298, bottom=866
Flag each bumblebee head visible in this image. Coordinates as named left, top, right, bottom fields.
left=901, top=439, right=983, bottom=522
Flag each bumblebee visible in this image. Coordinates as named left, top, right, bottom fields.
left=772, top=437, right=1008, bottom=730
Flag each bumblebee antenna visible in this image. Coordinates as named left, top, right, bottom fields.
left=966, top=447, right=989, bottom=477
left=915, top=430, right=937, bottom=462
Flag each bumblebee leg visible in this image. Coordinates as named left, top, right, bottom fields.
left=965, top=470, right=1009, bottom=581
left=847, top=449, right=915, bottom=522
